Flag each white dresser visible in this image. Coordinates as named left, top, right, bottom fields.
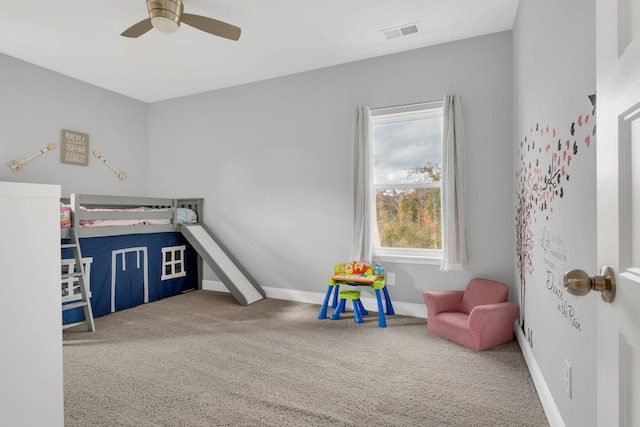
left=0, top=181, right=63, bottom=426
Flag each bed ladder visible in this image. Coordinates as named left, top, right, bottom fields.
left=61, top=228, right=95, bottom=332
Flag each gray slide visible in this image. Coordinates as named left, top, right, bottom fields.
left=179, top=223, right=265, bottom=305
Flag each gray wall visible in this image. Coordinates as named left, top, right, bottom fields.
left=0, top=54, right=148, bottom=198
left=148, top=31, right=514, bottom=305
left=0, top=31, right=515, bottom=307
left=513, top=0, right=597, bottom=425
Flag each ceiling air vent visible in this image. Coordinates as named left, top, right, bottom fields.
left=382, top=23, right=419, bottom=40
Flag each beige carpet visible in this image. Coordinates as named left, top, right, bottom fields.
left=63, top=290, right=548, bottom=427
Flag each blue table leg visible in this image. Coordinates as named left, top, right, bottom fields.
left=382, top=286, right=395, bottom=315
left=352, top=300, right=363, bottom=324
left=374, top=289, right=387, bottom=328
left=331, top=284, right=340, bottom=308
left=330, top=299, right=346, bottom=320
left=356, top=299, right=368, bottom=316
left=318, top=285, right=333, bottom=319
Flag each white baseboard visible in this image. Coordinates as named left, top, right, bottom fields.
left=201, top=280, right=427, bottom=318
left=515, top=326, right=565, bottom=427
left=202, top=279, right=229, bottom=293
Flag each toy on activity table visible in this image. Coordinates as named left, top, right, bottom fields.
left=331, top=261, right=385, bottom=284
left=320, top=261, right=394, bottom=327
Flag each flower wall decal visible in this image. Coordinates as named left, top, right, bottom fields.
left=515, top=94, right=596, bottom=332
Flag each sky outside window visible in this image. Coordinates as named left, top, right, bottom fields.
left=373, top=117, right=442, bottom=185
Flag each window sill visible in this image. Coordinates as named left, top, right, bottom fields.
left=377, top=254, right=442, bottom=266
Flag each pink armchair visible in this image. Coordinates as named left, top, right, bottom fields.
left=423, top=278, right=519, bottom=351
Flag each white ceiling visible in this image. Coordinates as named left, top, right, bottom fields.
left=0, top=0, right=519, bottom=103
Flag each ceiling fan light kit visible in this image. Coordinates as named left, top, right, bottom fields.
left=149, top=0, right=181, bottom=33
left=121, top=0, right=241, bottom=40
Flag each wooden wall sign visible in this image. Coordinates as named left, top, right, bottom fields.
left=61, top=129, right=89, bottom=166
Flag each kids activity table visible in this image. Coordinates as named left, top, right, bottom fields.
left=318, top=274, right=394, bottom=327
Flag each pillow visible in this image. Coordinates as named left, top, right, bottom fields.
left=177, top=208, right=197, bottom=224
left=60, top=204, right=71, bottom=228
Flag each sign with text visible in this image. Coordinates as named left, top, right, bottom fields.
left=61, top=129, right=89, bottom=166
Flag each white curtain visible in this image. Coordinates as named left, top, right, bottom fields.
left=350, top=106, right=376, bottom=263
left=440, top=94, right=468, bottom=271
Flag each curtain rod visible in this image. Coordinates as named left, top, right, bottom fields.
left=370, top=99, right=443, bottom=112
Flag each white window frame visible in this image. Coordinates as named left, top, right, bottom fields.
left=371, top=103, right=444, bottom=264
left=161, top=245, right=186, bottom=280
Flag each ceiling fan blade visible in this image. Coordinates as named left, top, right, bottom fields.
left=181, top=13, right=241, bottom=41
left=121, top=18, right=154, bottom=38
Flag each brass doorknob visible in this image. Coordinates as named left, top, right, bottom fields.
left=563, top=266, right=616, bottom=303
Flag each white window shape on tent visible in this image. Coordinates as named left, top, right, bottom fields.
left=161, top=245, right=186, bottom=280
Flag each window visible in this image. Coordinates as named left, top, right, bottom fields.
left=161, top=245, right=186, bottom=280
left=371, top=103, right=444, bottom=260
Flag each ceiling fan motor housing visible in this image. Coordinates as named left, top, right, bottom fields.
left=148, top=0, right=183, bottom=32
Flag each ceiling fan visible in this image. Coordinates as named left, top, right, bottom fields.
left=121, top=0, right=241, bottom=41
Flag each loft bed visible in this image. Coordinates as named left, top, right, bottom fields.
left=60, top=194, right=204, bottom=325
left=60, top=193, right=202, bottom=239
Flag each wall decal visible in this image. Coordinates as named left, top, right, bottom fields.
left=93, top=151, right=127, bottom=181
left=7, top=144, right=56, bottom=172
left=61, top=129, right=89, bottom=166
left=515, top=94, right=595, bottom=333
left=546, top=267, right=582, bottom=331
left=543, top=229, right=582, bottom=331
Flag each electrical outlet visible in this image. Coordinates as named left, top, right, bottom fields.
left=563, top=359, right=572, bottom=399
left=386, top=272, right=396, bottom=286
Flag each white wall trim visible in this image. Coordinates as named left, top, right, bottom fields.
left=515, top=326, right=565, bottom=427
left=202, top=280, right=427, bottom=318
left=202, top=279, right=228, bottom=293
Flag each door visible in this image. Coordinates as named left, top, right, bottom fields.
left=596, top=1, right=640, bottom=425
left=111, top=247, right=148, bottom=312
